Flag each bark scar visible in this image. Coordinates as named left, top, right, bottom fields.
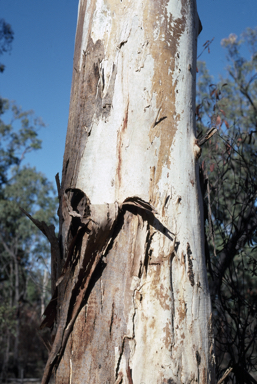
left=187, top=242, right=195, bottom=286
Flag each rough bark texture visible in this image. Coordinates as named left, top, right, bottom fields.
left=42, top=0, right=215, bottom=383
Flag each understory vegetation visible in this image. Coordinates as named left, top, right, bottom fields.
left=197, top=27, right=257, bottom=384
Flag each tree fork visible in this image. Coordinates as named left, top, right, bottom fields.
left=42, top=0, right=215, bottom=383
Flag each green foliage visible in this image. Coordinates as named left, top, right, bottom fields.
left=0, top=19, right=14, bottom=75
left=0, top=19, right=14, bottom=56
left=197, top=27, right=257, bottom=383
left=0, top=99, right=43, bottom=186
left=0, top=19, right=14, bottom=73
left=0, top=103, right=57, bottom=380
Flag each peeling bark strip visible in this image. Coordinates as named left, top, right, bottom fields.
left=40, top=0, right=214, bottom=383
left=40, top=192, right=157, bottom=384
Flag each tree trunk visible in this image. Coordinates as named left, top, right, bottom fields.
left=41, top=269, right=48, bottom=317
left=43, top=0, right=215, bottom=383
left=13, top=253, right=20, bottom=370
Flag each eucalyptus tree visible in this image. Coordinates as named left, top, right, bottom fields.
left=40, top=1, right=216, bottom=383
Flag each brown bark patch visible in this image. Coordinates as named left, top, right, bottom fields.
left=178, top=298, right=186, bottom=323
left=62, top=35, right=117, bottom=192
left=116, top=99, right=129, bottom=189
left=146, top=0, right=187, bottom=187
left=126, top=366, right=133, bottom=384
left=201, top=367, right=207, bottom=384
left=156, top=283, right=171, bottom=310
left=163, top=320, right=172, bottom=350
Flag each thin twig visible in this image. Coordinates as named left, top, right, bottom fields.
left=217, top=367, right=233, bottom=384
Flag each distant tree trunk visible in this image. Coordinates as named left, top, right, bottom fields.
left=1, top=260, right=14, bottom=380
left=42, top=0, right=215, bottom=383
left=13, top=254, right=20, bottom=371
left=41, top=269, right=48, bottom=317
left=0, top=329, right=10, bottom=383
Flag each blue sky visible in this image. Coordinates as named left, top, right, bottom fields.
left=0, top=0, right=256, bottom=186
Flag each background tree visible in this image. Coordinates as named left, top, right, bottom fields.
left=0, top=99, right=58, bottom=381
left=0, top=21, right=58, bottom=381
left=197, top=27, right=257, bottom=384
